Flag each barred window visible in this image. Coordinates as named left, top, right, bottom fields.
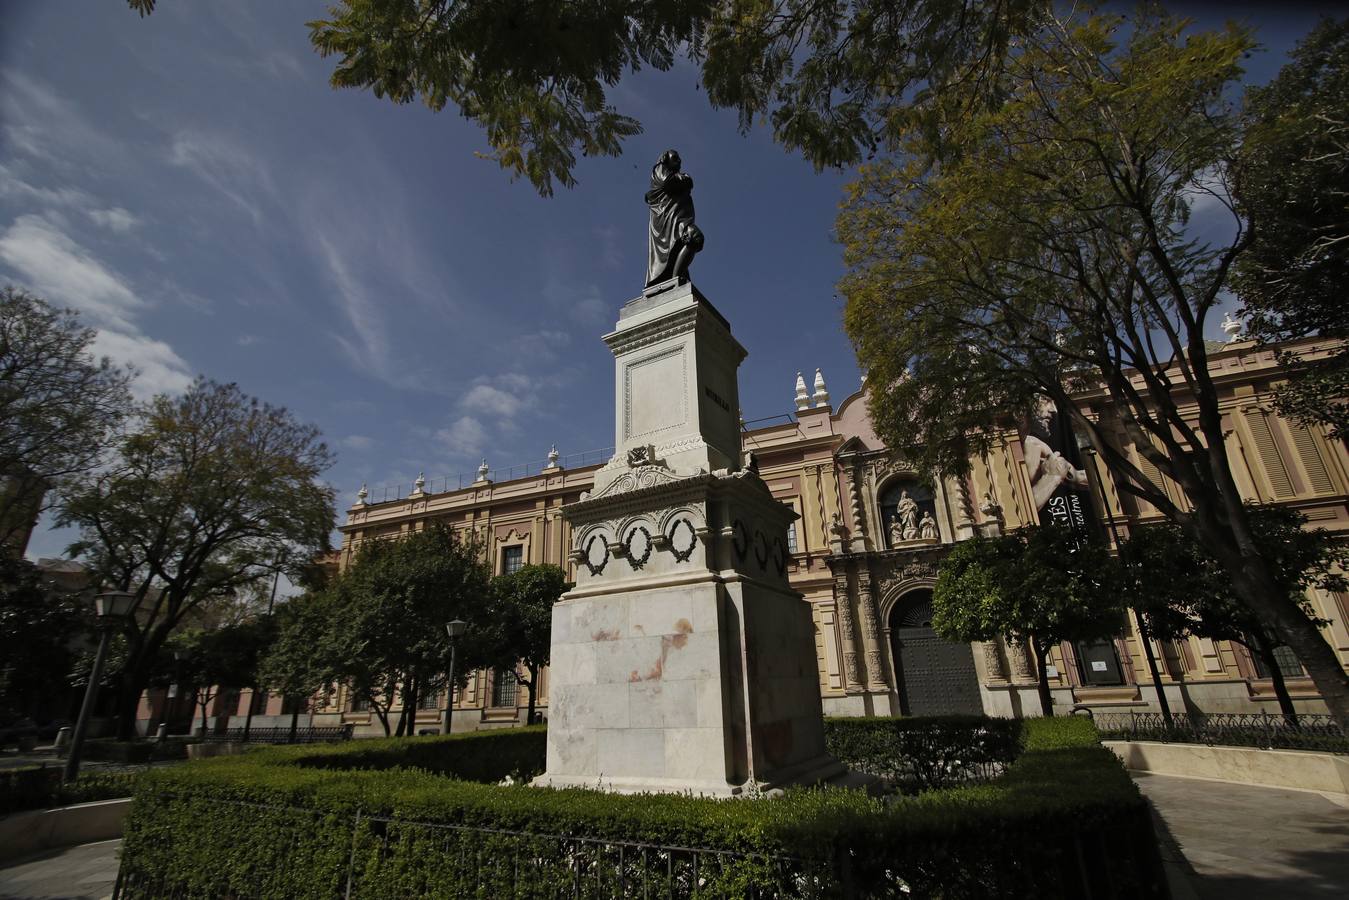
left=491, top=669, right=519, bottom=708
left=349, top=692, right=369, bottom=713
left=1252, top=645, right=1305, bottom=680
left=502, top=545, right=524, bottom=575
left=418, top=690, right=441, bottom=710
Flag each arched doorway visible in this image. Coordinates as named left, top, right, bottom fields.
left=888, top=590, right=983, bottom=716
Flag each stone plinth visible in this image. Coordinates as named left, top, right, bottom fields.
left=589, top=280, right=745, bottom=496
left=535, top=282, right=843, bottom=795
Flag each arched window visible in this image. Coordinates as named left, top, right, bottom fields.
left=879, top=478, right=939, bottom=547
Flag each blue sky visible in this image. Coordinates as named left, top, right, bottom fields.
left=3, top=2, right=1340, bottom=561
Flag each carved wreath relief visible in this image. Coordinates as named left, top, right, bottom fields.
left=669, top=518, right=698, bottom=562
left=624, top=526, right=654, bottom=570
left=582, top=534, right=608, bottom=577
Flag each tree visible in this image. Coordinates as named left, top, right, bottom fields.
left=0, top=556, right=89, bottom=724
left=482, top=564, right=569, bottom=725
left=933, top=526, right=1124, bottom=716
left=297, top=0, right=1051, bottom=195
left=260, top=594, right=332, bottom=737
left=57, top=378, right=335, bottom=739
left=1234, top=17, right=1349, bottom=439
left=307, top=524, right=490, bottom=737
left=1124, top=507, right=1348, bottom=723
left=0, top=287, right=132, bottom=552
left=166, top=622, right=273, bottom=736
left=838, top=9, right=1349, bottom=729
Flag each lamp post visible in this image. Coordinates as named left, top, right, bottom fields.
left=64, top=591, right=138, bottom=783
left=442, top=619, right=467, bottom=735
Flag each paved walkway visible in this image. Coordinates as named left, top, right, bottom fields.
left=0, top=840, right=120, bottom=900
left=1135, top=771, right=1349, bottom=899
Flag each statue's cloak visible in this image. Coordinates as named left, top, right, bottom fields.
left=644, top=162, right=701, bottom=286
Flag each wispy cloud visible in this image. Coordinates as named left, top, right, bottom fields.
left=0, top=70, right=118, bottom=164
left=88, top=207, right=140, bottom=233
left=91, top=328, right=193, bottom=398
left=340, top=434, right=375, bottom=452
left=168, top=132, right=276, bottom=225
left=437, top=415, right=488, bottom=456
left=0, top=214, right=143, bottom=329
left=0, top=213, right=192, bottom=398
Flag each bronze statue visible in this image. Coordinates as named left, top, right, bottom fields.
left=645, top=149, right=704, bottom=286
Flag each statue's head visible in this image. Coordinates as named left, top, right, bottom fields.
left=660, top=149, right=682, bottom=172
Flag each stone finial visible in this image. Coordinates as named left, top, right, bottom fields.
left=355, top=483, right=368, bottom=505
left=860, top=370, right=868, bottom=387
left=475, top=459, right=491, bottom=483
left=794, top=372, right=810, bottom=411
left=812, top=368, right=830, bottom=408
left=545, top=444, right=560, bottom=469
left=411, top=472, right=426, bottom=495
left=1222, top=312, right=1243, bottom=342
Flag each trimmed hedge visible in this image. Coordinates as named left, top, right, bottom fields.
left=118, top=716, right=1167, bottom=898
left=824, top=714, right=1022, bottom=790
left=1, top=765, right=146, bottom=815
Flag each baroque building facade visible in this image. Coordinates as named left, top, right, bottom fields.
left=311, top=335, right=1346, bottom=736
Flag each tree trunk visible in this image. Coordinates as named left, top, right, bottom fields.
left=401, top=677, right=417, bottom=738
left=523, top=665, right=538, bottom=726
left=373, top=703, right=391, bottom=737
left=1029, top=635, right=1055, bottom=717
left=1250, top=633, right=1299, bottom=724
left=1221, top=558, right=1343, bottom=728
left=1135, top=613, right=1174, bottom=727
left=288, top=704, right=300, bottom=743
left=243, top=688, right=255, bottom=741
left=197, top=692, right=209, bottom=736
left=1186, top=466, right=1349, bottom=731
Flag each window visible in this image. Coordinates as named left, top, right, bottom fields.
left=418, top=690, right=441, bottom=710
left=248, top=690, right=269, bottom=716
left=1252, top=645, right=1305, bottom=680
left=786, top=519, right=798, bottom=554
left=350, top=692, right=369, bottom=713
left=502, top=545, right=524, bottom=575
left=491, top=669, right=519, bottom=708
left=281, top=695, right=308, bottom=715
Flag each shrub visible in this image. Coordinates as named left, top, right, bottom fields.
left=0, top=765, right=145, bottom=815
left=823, top=714, right=1022, bottom=790
left=117, top=717, right=1166, bottom=898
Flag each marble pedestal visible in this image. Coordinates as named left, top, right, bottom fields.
left=535, top=282, right=844, bottom=795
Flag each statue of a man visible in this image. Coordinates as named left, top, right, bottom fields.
left=645, top=149, right=704, bottom=286
left=919, top=511, right=939, bottom=541
left=897, top=491, right=920, bottom=540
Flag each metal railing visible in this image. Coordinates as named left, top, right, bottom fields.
left=1092, top=711, right=1347, bottom=753
left=111, top=796, right=834, bottom=899
left=201, top=724, right=354, bottom=745
left=363, top=447, right=615, bottom=505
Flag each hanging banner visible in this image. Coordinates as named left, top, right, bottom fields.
left=1021, top=395, right=1092, bottom=536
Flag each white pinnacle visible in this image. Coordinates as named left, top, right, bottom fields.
left=794, top=371, right=810, bottom=411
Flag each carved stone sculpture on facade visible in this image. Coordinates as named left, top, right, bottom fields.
left=897, top=490, right=920, bottom=540
left=645, top=150, right=704, bottom=287
left=919, top=511, right=938, bottom=541
left=887, top=516, right=904, bottom=549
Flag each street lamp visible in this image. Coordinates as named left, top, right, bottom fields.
left=64, top=591, right=138, bottom=782
left=442, top=619, right=467, bottom=736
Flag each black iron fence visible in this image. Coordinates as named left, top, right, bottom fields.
left=1092, top=711, right=1347, bottom=753
left=201, top=724, right=354, bottom=744
left=110, top=797, right=834, bottom=899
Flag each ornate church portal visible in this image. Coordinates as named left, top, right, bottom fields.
left=888, top=590, right=983, bottom=717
